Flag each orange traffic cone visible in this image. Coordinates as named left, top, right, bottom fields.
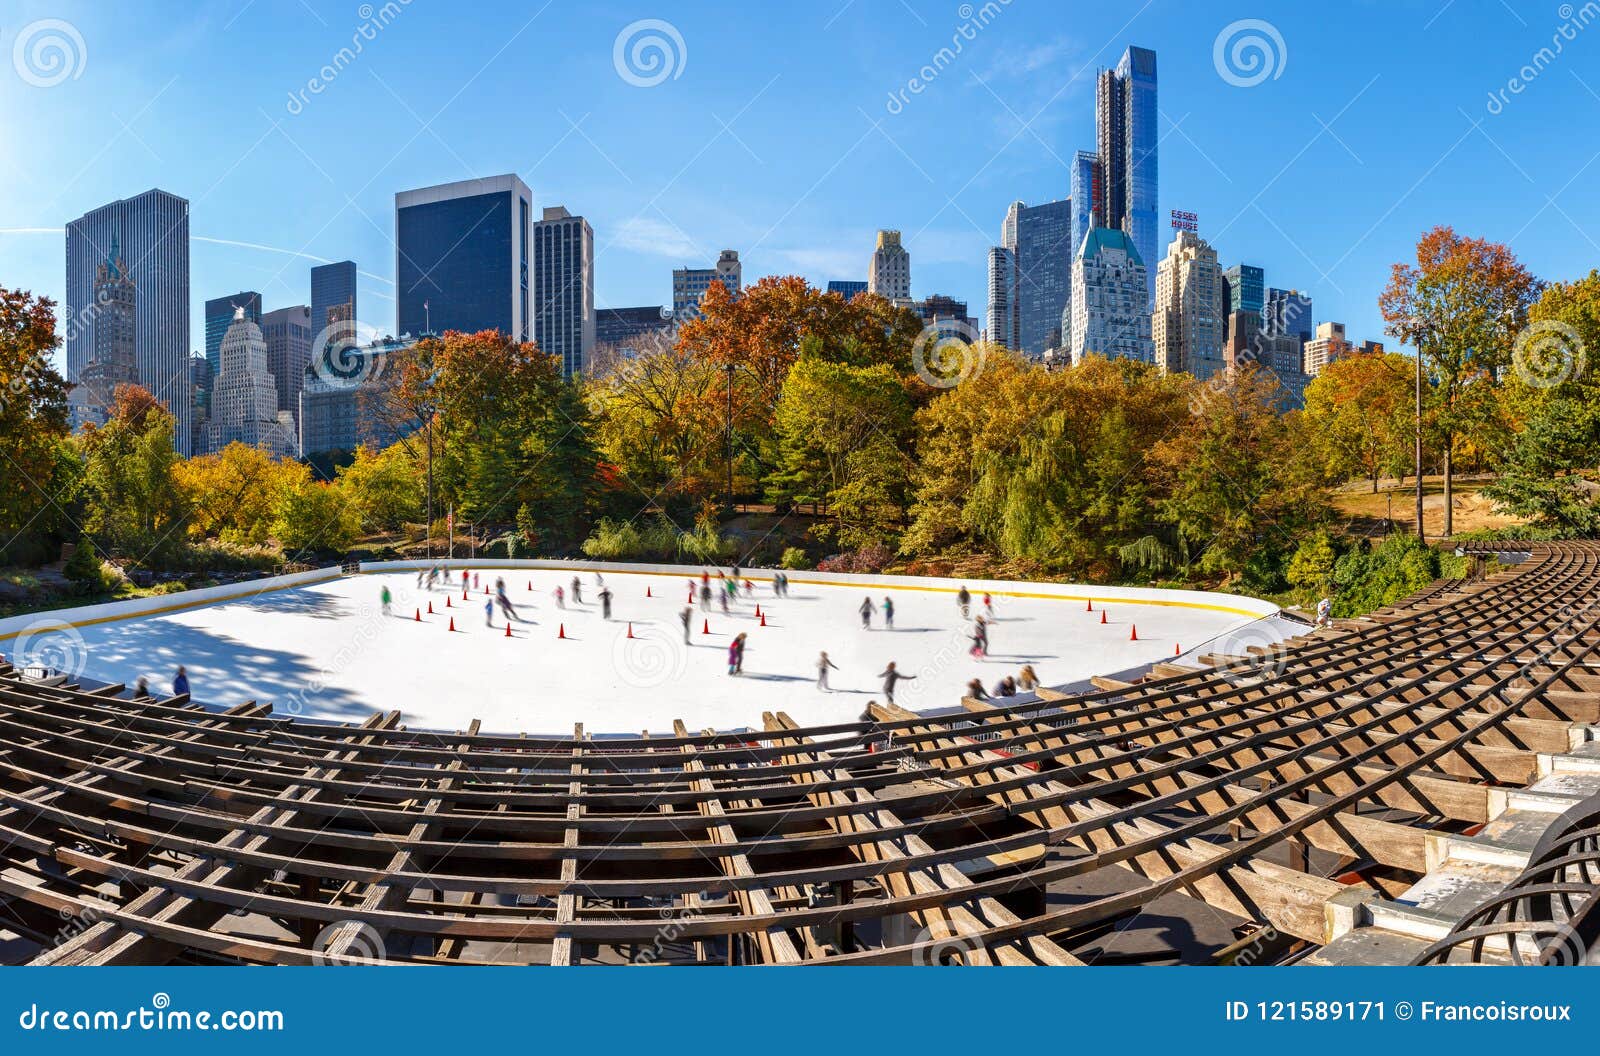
left=1129, top=625, right=1139, bottom=641
left=505, top=623, right=513, bottom=638
left=755, top=604, right=762, bottom=618
left=462, top=588, right=468, bottom=601
left=446, top=596, right=452, bottom=609
left=702, top=619, right=711, bottom=635
left=427, top=600, right=434, bottom=614
left=627, top=622, right=635, bottom=639
left=1086, top=599, right=1093, bottom=612
left=759, top=611, right=767, bottom=627
left=448, top=617, right=455, bottom=632
left=646, top=586, right=653, bottom=598
left=1099, top=610, right=1107, bottom=625
left=414, top=608, right=421, bottom=622
left=1174, top=643, right=1181, bottom=656
left=558, top=623, right=567, bottom=639
left=527, top=580, right=532, bottom=591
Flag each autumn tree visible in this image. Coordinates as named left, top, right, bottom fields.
left=1300, top=351, right=1415, bottom=490
left=769, top=356, right=913, bottom=547
left=1379, top=227, right=1542, bottom=535
left=77, top=384, right=186, bottom=565
left=171, top=441, right=283, bottom=543
left=0, top=286, right=74, bottom=564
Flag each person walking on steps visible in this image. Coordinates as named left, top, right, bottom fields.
left=882, top=596, right=895, bottom=629
left=876, top=661, right=915, bottom=706
left=817, top=651, right=839, bottom=691
left=957, top=586, right=971, bottom=620
left=680, top=606, right=693, bottom=645
left=1018, top=665, right=1040, bottom=692
left=599, top=585, right=613, bottom=620
left=966, top=677, right=989, bottom=702
left=859, top=596, right=874, bottom=629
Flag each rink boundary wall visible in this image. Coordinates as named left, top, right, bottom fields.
left=0, top=566, right=343, bottom=644
left=356, top=559, right=1280, bottom=619
left=0, top=559, right=1278, bottom=646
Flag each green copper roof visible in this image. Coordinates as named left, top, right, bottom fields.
left=1077, top=226, right=1143, bottom=267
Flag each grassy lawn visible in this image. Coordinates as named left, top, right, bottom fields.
left=1332, top=474, right=1527, bottom=540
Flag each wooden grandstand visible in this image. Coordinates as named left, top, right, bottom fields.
left=2, top=541, right=1599, bottom=965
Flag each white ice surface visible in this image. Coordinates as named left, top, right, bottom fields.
left=60, top=568, right=1271, bottom=735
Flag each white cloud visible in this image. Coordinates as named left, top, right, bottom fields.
left=610, top=216, right=705, bottom=260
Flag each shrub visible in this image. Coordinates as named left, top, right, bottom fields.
left=1330, top=534, right=1441, bottom=617
left=779, top=546, right=810, bottom=570
left=62, top=539, right=121, bottom=595
left=817, top=543, right=894, bottom=574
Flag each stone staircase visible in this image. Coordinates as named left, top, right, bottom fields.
left=1305, top=736, right=1600, bottom=965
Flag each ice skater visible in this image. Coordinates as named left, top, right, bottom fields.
left=966, top=677, right=989, bottom=702
left=876, top=661, right=915, bottom=706
left=816, top=651, right=839, bottom=691
left=554, top=584, right=566, bottom=609
left=570, top=576, right=583, bottom=605
left=680, top=606, right=693, bottom=645
left=484, top=597, right=495, bottom=627
left=699, top=582, right=712, bottom=611
left=172, top=666, right=190, bottom=697
left=957, top=585, right=971, bottom=619
left=969, top=616, right=988, bottom=659
left=882, top=595, right=895, bottom=629
left=1018, top=665, right=1040, bottom=692
left=380, top=584, right=392, bottom=615
left=133, top=676, right=150, bottom=699
left=727, top=632, right=747, bottom=676
left=599, top=585, right=613, bottom=620
left=687, top=580, right=696, bottom=604
left=859, top=596, right=874, bottom=629
left=991, top=675, right=1017, bottom=698
left=983, top=592, right=995, bottom=619
left=495, top=578, right=521, bottom=622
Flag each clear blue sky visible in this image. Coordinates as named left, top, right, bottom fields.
left=3, top=0, right=1598, bottom=364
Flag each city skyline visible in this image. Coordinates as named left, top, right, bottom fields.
left=5, top=3, right=1600, bottom=374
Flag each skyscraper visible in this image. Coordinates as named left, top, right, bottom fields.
left=1152, top=229, right=1225, bottom=382
left=985, top=245, right=1016, bottom=350
left=672, top=249, right=742, bottom=318
left=262, top=305, right=312, bottom=427
left=395, top=174, right=533, bottom=342
left=310, top=260, right=358, bottom=343
left=1263, top=287, right=1314, bottom=344
left=825, top=279, right=868, bottom=300
left=65, top=188, right=193, bottom=453
left=987, top=199, right=1073, bottom=356
left=207, top=307, right=295, bottom=458
left=70, top=234, right=140, bottom=429
left=868, top=230, right=911, bottom=305
left=1069, top=150, right=1100, bottom=266
left=1222, top=263, right=1264, bottom=318
left=1069, top=227, right=1153, bottom=366
left=531, top=205, right=595, bottom=377
left=1093, top=46, right=1158, bottom=309
left=1304, top=321, right=1353, bottom=376
left=203, top=291, right=262, bottom=375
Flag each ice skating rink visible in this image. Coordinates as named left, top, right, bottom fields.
left=37, top=565, right=1282, bottom=734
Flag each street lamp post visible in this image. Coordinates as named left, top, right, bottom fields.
left=724, top=363, right=735, bottom=512
left=1414, top=330, right=1426, bottom=542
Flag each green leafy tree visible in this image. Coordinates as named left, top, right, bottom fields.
left=0, top=286, right=74, bottom=564
left=77, top=386, right=186, bottom=565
